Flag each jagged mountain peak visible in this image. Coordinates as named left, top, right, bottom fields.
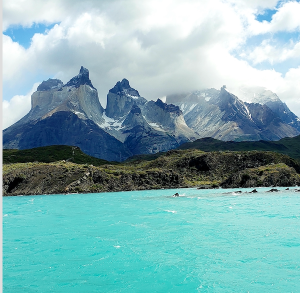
left=65, top=66, right=95, bottom=89
left=37, top=79, right=64, bottom=91
left=233, top=85, right=300, bottom=131
left=236, top=86, right=281, bottom=104
left=106, top=79, right=147, bottom=119
left=109, top=78, right=140, bottom=97
left=120, top=78, right=130, bottom=88
left=79, top=66, right=89, bottom=75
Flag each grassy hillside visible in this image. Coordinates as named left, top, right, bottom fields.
left=3, top=145, right=115, bottom=166
left=178, top=136, right=300, bottom=161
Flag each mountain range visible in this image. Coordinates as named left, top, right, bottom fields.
left=3, top=67, right=300, bottom=161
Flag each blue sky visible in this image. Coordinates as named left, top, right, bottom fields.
left=256, top=8, right=277, bottom=22
left=3, top=23, right=58, bottom=49
left=2, top=0, right=300, bottom=128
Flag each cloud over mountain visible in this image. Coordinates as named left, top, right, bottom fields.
left=3, top=0, right=300, bottom=127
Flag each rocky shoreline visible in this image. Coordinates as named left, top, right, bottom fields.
left=3, top=150, right=300, bottom=196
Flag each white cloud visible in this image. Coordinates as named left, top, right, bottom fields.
left=2, top=83, right=39, bottom=129
left=3, top=35, right=28, bottom=84
left=269, top=1, right=300, bottom=32
left=247, top=39, right=300, bottom=65
left=275, top=66, right=300, bottom=118
left=2, top=0, right=300, bottom=129
left=248, top=1, right=300, bottom=35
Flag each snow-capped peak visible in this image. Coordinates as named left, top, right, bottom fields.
left=234, top=86, right=281, bottom=105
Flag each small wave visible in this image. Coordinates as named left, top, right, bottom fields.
left=114, top=245, right=121, bottom=249
left=165, top=210, right=177, bottom=214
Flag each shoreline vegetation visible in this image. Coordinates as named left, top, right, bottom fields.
left=3, top=146, right=300, bottom=196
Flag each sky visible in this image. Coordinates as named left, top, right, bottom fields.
left=2, top=0, right=300, bottom=129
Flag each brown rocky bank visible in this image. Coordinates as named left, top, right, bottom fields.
left=3, top=150, right=300, bottom=196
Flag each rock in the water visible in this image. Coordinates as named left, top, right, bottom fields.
left=249, top=189, right=258, bottom=193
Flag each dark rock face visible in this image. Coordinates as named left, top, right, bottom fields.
left=154, top=99, right=182, bottom=115
left=264, top=100, right=300, bottom=132
left=4, top=112, right=132, bottom=162
left=65, top=66, right=95, bottom=89
left=37, top=79, right=63, bottom=91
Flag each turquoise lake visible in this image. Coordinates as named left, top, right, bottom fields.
left=3, top=187, right=300, bottom=292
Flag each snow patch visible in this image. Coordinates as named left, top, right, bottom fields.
left=148, top=122, right=165, bottom=131
left=243, top=104, right=253, bottom=122
left=127, top=94, right=139, bottom=99
left=205, top=97, right=211, bottom=101
left=149, top=122, right=160, bottom=128
left=100, top=112, right=123, bottom=129
left=189, top=104, right=197, bottom=111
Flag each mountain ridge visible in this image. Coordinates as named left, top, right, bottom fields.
left=3, top=67, right=300, bottom=161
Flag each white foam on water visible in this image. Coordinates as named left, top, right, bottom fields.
left=165, top=210, right=177, bottom=214
left=114, top=245, right=121, bottom=249
left=232, top=192, right=242, bottom=195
